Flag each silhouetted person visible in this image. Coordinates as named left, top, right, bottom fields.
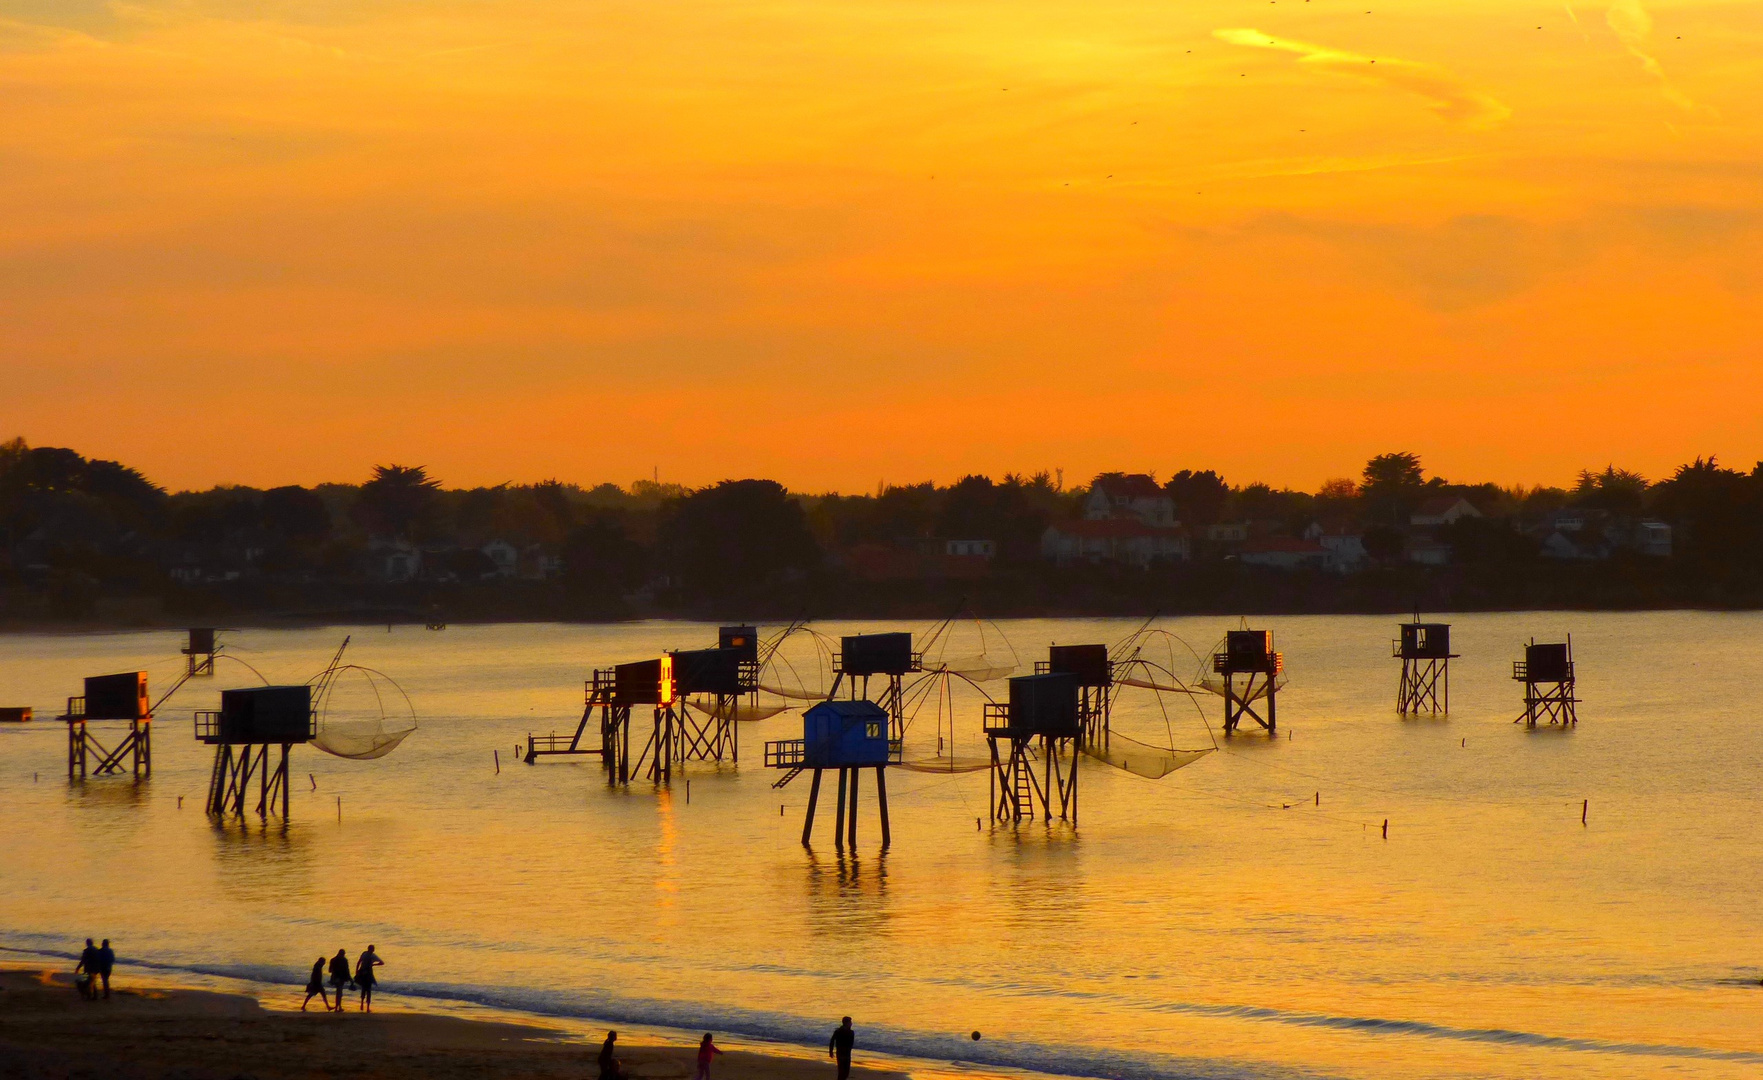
left=95, top=939, right=115, bottom=999
left=74, top=939, right=98, bottom=1001
left=328, top=949, right=352, bottom=1012
left=599, top=1030, right=624, bottom=1080
left=302, top=958, right=330, bottom=1012
left=695, top=1033, right=723, bottom=1080
left=354, top=945, right=383, bottom=1012
left=829, top=1017, right=855, bottom=1080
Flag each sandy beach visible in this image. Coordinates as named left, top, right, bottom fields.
left=0, top=967, right=907, bottom=1080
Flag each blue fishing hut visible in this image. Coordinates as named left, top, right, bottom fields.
left=767, top=699, right=898, bottom=848
left=194, top=685, right=315, bottom=819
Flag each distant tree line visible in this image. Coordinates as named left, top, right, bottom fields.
left=2, top=435, right=1761, bottom=624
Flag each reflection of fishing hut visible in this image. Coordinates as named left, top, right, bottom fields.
left=1394, top=620, right=1456, bottom=715
left=1514, top=638, right=1577, bottom=728
left=1036, top=644, right=1112, bottom=747
left=195, top=686, right=314, bottom=819
left=985, top=672, right=1081, bottom=824
left=1214, top=630, right=1281, bottom=734
left=830, top=633, right=921, bottom=743
left=767, top=700, right=897, bottom=848
left=182, top=627, right=220, bottom=677
left=60, top=673, right=153, bottom=779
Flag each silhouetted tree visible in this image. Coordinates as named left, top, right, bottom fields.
left=355, top=464, right=442, bottom=539
left=661, top=479, right=819, bottom=593
left=1165, top=470, right=1229, bottom=525
left=1362, top=452, right=1427, bottom=525
left=1363, top=524, right=1405, bottom=563
left=1572, top=466, right=1648, bottom=516
left=562, top=513, right=647, bottom=596
left=261, top=486, right=332, bottom=543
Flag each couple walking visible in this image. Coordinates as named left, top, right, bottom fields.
left=72, top=938, right=116, bottom=1000
left=301, top=945, right=383, bottom=1012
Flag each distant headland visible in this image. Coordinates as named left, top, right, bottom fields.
left=3, top=437, right=1759, bottom=626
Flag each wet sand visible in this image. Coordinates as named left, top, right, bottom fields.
left=0, top=968, right=905, bottom=1080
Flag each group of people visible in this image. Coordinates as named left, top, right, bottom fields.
left=300, top=945, right=384, bottom=1012
left=596, top=1017, right=857, bottom=1080
left=72, top=939, right=115, bottom=1000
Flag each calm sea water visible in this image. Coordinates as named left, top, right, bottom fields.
left=1, top=615, right=1758, bottom=1080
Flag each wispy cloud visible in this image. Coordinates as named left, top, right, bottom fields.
left=1212, top=28, right=1510, bottom=130
left=1606, top=0, right=1694, bottom=110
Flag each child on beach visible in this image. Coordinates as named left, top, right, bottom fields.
left=695, top=1033, right=723, bottom=1080
left=301, top=958, right=330, bottom=1012
left=354, top=945, right=383, bottom=1011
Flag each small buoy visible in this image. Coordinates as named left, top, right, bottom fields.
left=971, top=1031, right=981, bottom=1041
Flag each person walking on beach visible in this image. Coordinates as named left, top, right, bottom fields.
left=598, top=1030, right=624, bottom=1080
left=828, top=1017, right=855, bottom=1080
left=74, top=939, right=98, bottom=1001
left=327, top=949, right=352, bottom=1012
left=301, top=957, right=331, bottom=1012
left=95, top=938, right=115, bottom=999
left=354, top=945, right=383, bottom=1012
left=694, top=1033, right=723, bottom=1080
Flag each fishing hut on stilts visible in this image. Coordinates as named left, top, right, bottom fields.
left=195, top=686, right=315, bottom=820
left=60, top=673, right=154, bottom=779
left=610, top=657, right=686, bottom=784
left=767, top=700, right=898, bottom=849
left=670, top=626, right=760, bottom=764
left=1514, top=638, right=1577, bottom=728
left=182, top=628, right=222, bottom=677
left=985, top=672, right=1082, bottom=824
left=1037, top=644, right=1112, bottom=748
left=1214, top=629, right=1281, bottom=735
left=1394, top=619, right=1456, bottom=715
left=829, top=633, right=921, bottom=745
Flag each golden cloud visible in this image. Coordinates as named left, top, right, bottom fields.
left=1212, top=28, right=1511, bottom=130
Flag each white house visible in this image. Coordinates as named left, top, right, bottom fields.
left=1041, top=519, right=1189, bottom=568
left=482, top=539, right=520, bottom=578
left=1410, top=496, right=1483, bottom=527
left=1303, top=523, right=1368, bottom=573
left=372, top=540, right=421, bottom=583
left=1084, top=475, right=1178, bottom=528
left=1629, top=520, right=1672, bottom=557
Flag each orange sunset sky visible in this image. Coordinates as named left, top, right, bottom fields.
left=1, top=0, right=1759, bottom=493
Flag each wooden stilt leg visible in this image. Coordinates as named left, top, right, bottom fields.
left=876, top=767, right=890, bottom=848
left=802, top=769, right=822, bottom=845
left=834, top=768, right=848, bottom=848
left=848, top=766, right=860, bottom=848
